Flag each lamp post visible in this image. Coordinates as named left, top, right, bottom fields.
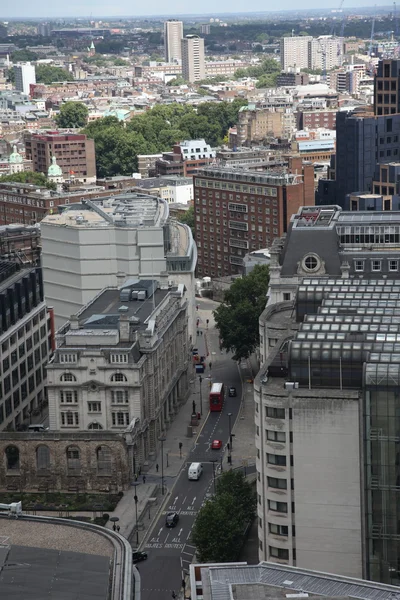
left=228, top=413, right=233, bottom=449
left=199, top=375, right=203, bottom=416
left=133, top=483, right=139, bottom=546
left=158, top=434, right=167, bottom=495
left=211, top=459, right=217, bottom=495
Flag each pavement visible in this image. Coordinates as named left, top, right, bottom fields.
left=106, top=297, right=258, bottom=593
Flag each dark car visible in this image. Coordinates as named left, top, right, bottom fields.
left=132, top=551, right=148, bottom=563
left=166, top=512, right=179, bottom=528
left=228, top=386, right=237, bottom=397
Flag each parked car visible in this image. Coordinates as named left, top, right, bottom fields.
left=228, top=386, right=237, bottom=397
left=132, top=551, right=148, bottom=563
left=211, top=440, right=222, bottom=450
left=166, top=512, right=179, bottom=528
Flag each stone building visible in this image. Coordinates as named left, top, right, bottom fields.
left=0, top=431, right=131, bottom=492
left=46, top=280, right=190, bottom=474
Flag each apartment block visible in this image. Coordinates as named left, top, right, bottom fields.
left=164, top=20, right=183, bottom=63
left=14, top=63, right=36, bottom=96
left=24, top=131, right=96, bottom=183
left=194, top=159, right=314, bottom=277
left=181, top=35, right=205, bottom=83
left=237, top=106, right=286, bottom=146
left=296, top=109, right=337, bottom=130
left=280, top=36, right=312, bottom=71
left=374, top=58, right=400, bottom=115
left=0, top=262, right=53, bottom=432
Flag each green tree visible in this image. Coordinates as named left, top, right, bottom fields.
left=11, top=49, right=38, bottom=62
left=216, top=470, right=256, bottom=523
left=35, top=64, right=73, bottom=84
left=177, top=205, right=194, bottom=237
left=0, top=171, right=56, bottom=190
left=167, top=76, right=187, bottom=86
left=55, top=102, right=88, bottom=128
left=113, top=57, right=127, bottom=66
left=214, top=264, right=270, bottom=360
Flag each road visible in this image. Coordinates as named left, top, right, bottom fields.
left=138, top=350, right=242, bottom=600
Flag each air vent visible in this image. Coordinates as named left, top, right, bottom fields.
left=118, top=305, right=129, bottom=312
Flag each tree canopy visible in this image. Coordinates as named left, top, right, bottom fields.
left=83, top=99, right=247, bottom=178
left=55, top=102, right=88, bottom=128
left=11, top=49, right=38, bottom=62
left=214, top=264, right=270, bottom=361
left=35, top=64, right=73, bottom=84
left=192, top=470, right=256, bottom=563
left=0, top=171, right=56, bottom=190
left=234, top=57, right=280, bottom=88
left=177, top=205, right=195, bottom=237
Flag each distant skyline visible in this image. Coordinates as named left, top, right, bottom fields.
left=0, top=0, right=393, bottom=19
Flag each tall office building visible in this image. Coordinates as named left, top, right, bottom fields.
left=374, top=58, right=400, bottom=115
left=13, top=63, right=36, bottom=96
left=181, top=35, right=205, bottom=83
left=164, top=19, right=183, bottom=63
left=280, top=36, right=312, bottom=71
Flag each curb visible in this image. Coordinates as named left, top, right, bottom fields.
left=137, top=488, right=171, bottom=550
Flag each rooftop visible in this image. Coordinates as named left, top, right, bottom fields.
left=199, top=166, right=299, bottom=186
left=198, top=563, right=400, bottom=600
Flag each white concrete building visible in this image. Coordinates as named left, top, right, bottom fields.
left=181, top=35, right=205, bottom=83
left=14, top=63, right=36, bottom=96
left=46, top=280, right=190, bottom=470
left=309, top=36, right=344, bottom=71
left=179, top=139, right=215, bottom=161
left=40, top=193, right=197, bottom=337
left=164, top=20, right=183, bottom=63
left=280, top=37, right=312, bottom=71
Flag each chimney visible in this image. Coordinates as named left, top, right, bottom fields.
left=119, top=314, right=130, bottom=342
left=70, top=315, right=79, bottom=330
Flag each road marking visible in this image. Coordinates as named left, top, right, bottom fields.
left=179, top=510, right=197, bottom=516
left=158, top=527, right=162, bottom=536
left=182, top=496, right=187, bottom=505
left=165, top=543, right=184, bottom=549
left=145, top=543, right=163, bottom=549
left=178, top=528, right=183, bottom=537
left=181, top=551, right=193, bottom=557
left=164, top=532, right=170, bottom=543
left=174, top=496, right=179, bottom=504
left=150, top=537, right=160, bottom=543
left=191, top=497, right=196, bottom=505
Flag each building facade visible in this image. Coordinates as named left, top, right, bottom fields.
left=280, top=37, right=312, bottom=71
left=14, top=63, right=36, bottom=96
left=46, top=280, right=190, bottom=472
left=164, top=20, right=183, bottom=63
left=0, top=262, right=53, bottom=432
left=256, top=204, right=400, bottom=584
left=194, top=159, right=314, bottom=277
left=0, top=224, right=41, bottom=265
left=40, top=193, right=197, bottom=334
left=24, top=131, right=96, bottom=183
left=181, top=35, right=205, bottom=83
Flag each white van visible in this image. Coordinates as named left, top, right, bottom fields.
left=188, top=462, right=203, bottom=481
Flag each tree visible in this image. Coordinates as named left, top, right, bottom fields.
left=167, top=76, right=187, bottom=86
left=191, top=471, right=256, bottom=563
left=0, top=171, right=56, bottom=190
left=177, top=205, right=194, bottom=237
left=11, top=49, right=38, bottom=62
left=35, top=64, right=73, bottom=84
left=56, top=102, right=88, bottom=128
left=214, top=264, right=270, bottom=360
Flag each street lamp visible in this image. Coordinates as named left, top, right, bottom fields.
left=228, top=413, right=233, bottom=449
left=158, top=434, right=167, bottom=495
left=199, top=375, right=203, bottom=416
left=211, top=459, right=217, bottom=495
left=133, top=483, right=139, bottom=546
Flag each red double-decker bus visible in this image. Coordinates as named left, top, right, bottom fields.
left=209, top=382, right=225, bottom=412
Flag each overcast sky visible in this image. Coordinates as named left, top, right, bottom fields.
left=2, top=0, right=391, bottom=18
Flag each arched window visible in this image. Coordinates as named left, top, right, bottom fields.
left=5, top=445, right=19, bottom=470
left=36, top=445, right=50, bottom=470
left=88, top=422, right=103, bottom=430
left=97, top=445, right=112, bottom=475
left=111, top=373, right=127, bottom=382
left=60, top=373, right=77, bottom=382
left=66, top=446, right=81, bottom=472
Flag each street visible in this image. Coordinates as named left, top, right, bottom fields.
left=138, top=307, right=243, bottom=600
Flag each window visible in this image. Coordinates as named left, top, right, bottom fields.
left=36, top=445, right=50, bottom=470
left=111, top=390, right=129, bottom=403
left=268, top=500, right=287, bottom=513
left=88, top=422, right=103, bottom=430
left=283, top=293, right=291, bottom=301
left=266, top=430, right=286, bottom=442
left=112, top=411, right=130, bottom=426
left=111, top=373, right=127, bottom=382
left=303, top=254, right=319, bottom=272
left=268, top=477, right=287, bottom=489
left=110, top=354, right=128, bottom=364
left=389, top=260, right=398, bottom=271
left=267, top=454, right=287, bottom=466
left=354, top=260, right=364, bottom=272
left=66, top=446, right=81, bottom=471
left=60, top=391, right=78, bottom=403
left=266, top=407, right=285, bottom=419
left=269, top=547, right=289, bottom=560
left=88, top=402, right=101, bottom=412
left=5, top=445, right=19, bottom=470
left=97, top=445, right=112, bottom=475
left=269, top=523, right=288, bottom=536
left=60, top=353, right=77, bottom=363
left=60, top=373, right=76, bottom=382
left=61, top=411, right=79, bottom=426
left=372, top=259, right=382, bottom=272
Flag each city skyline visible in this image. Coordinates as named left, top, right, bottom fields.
left=0, top=0, right=391, bottom=19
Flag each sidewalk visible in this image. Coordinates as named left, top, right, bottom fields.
left=105, top=298, right=257, bottom=546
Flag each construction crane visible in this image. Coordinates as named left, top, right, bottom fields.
left=369, top=9, right=376, bottom=57
left=394, top=2, right=399, bottom=38
left=330, top=0, right=345, bottom=35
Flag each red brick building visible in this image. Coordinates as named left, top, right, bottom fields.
left=24, top=131, right=96, bottom=183
left=194, top=157, right=314, bottom=277
left=296, top=109, right=337, bottom=131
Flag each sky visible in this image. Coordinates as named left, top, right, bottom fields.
left=1, top=0, right=392, bottom=19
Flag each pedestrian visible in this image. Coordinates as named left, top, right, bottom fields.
left=197, top=330, right=199, bottom=336
left=117, top=525, right=120, bottom=533
left=156, top=463, right=159, bottom=473
left=209, top=362, right=212, bottom=370
left=138, top=466, right=142, bottom=476
left=172, top=592, right=177, bottom=599
left=135, top=473, right=138, bottom=482
left=200, top=330, right=203, bottom=336
left=143, top=474, right=146, bottom=484
left=113, top=523, right=116, bottom=531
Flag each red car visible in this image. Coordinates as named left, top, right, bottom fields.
left=211, top=440, right=222, bottom=450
